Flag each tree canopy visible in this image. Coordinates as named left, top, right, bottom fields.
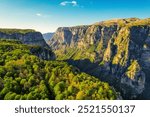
left=0, top=39, right=117, bottom=100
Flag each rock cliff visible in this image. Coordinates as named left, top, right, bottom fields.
left=0, top=29, right=48, bottom=47
left=0, top=29, right=55, bottom=60
left=48, top=18, right=150, bottom=99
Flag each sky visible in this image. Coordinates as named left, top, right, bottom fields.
left=0, top=0, right=150, bottom=33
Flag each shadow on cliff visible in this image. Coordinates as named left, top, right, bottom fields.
left=65, top=59, right=148, bottom=100
left=137, top=69, right=150, bottom=100
left=30, top=46, right=56, bottom=60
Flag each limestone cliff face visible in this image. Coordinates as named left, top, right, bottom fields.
left=48, top=26, right=89, bottom=50
left=49, top=18, right=150, bottom=99
left=0, top=29, right=55, bottom=60
left=0, top=29, right=48, bottom=47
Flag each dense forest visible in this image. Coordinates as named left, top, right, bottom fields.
left=0, top=39, right=117, bottom=100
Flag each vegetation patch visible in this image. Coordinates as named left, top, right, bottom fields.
left=0, top=40, right=117, bottom=100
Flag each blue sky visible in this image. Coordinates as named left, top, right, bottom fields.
left=0, top=0, right=150, bottom=33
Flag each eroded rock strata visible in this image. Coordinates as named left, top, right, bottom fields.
left=49, top=18, right=150, bottom=99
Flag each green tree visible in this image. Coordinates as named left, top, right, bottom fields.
left=76, top=91, right=85, bottom=100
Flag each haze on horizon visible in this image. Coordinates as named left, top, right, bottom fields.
left=0, top=0, right=149, bottom=33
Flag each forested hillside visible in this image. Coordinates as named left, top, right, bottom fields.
left=0, top=39, right=117, bottom=100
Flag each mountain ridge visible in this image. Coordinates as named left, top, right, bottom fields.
left=0, top=28, right=49, bottom=48
left=48, top=18, right=150, bottom=99
left=0, top=29, right=55, bottom=60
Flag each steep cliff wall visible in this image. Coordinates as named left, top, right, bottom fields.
left=48, top=26, right=89, bottom=50
left=0, top=29, right=48, bottom=47
left=0, top=29, right=55, bottom=60
left=48, top=18, right=150, bottom=99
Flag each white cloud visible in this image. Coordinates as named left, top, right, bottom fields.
left=36, top=13, right=51, bottom=18
left=71, top=1, right=77, bottom=6
left=60, top=1, right=78, bottom=7
left=36, top=13, right=42, bottom=17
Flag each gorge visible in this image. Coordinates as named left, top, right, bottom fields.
left=48, top=18, right=150, bottom=99
left=0, top=18, right=150, bottom=100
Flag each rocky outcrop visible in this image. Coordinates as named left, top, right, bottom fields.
left=49, top=18, right=150, bottom=99
left=0, top=29, right=48, bottom=47
left=48, top=26, right=89, bottom=50
left=0, top=29, right=55, bottom=60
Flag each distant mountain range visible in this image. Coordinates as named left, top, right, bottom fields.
left=43, top=33, right=54, bottom=42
